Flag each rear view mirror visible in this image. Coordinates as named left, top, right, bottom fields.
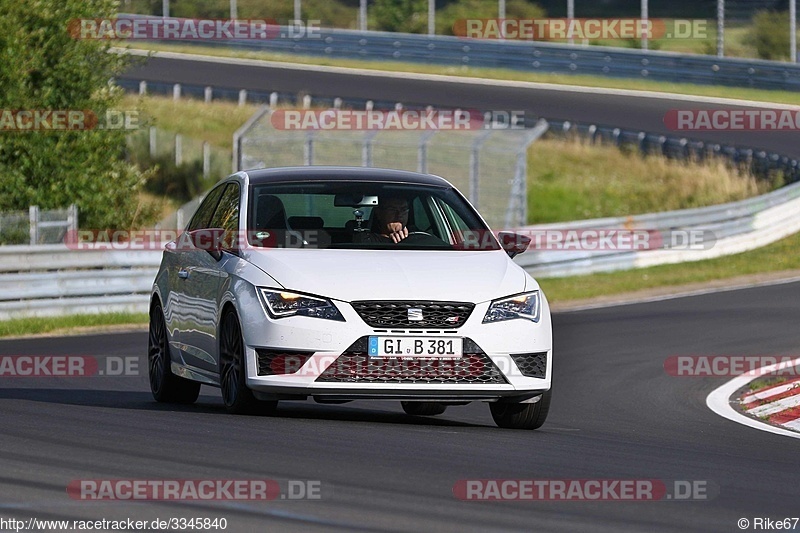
left=497, top=231, right=531, bottom=258
left=334, top=194, right=379, bottom=207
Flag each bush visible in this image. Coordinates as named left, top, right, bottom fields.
left=371, top=0, right=428, bottom=33
left=437, top=0, right=546, bottom=36
left=745, top=10, right=792, bottom=60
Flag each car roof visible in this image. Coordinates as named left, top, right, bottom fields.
left=243, top=166, right=451, bottom=187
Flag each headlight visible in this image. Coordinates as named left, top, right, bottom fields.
left=259, top=288, right=345, bottom=321
left=483, top=291, right=540, bottom=324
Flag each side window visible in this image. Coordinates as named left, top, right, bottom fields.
left=187, top=186, right=224, bottom=231
left=411, top=196, right=432, bottom=232
left=209, top=183, right=240, bottom=233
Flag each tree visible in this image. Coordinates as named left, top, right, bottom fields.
left=372, top=0, right=428, bottom=33
left=0, top=0, right=155, bottom=229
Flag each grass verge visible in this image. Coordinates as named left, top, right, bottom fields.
left=126, top=42, right=800, bottom=106
left=0, top=312, right=148, bottom=338
left=539, top=228, right=800, bottom=304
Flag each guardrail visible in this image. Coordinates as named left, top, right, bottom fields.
left=4, top=177, right=800, bottom=319
left=0, top=245, right=160, bottom=319
left=119, top=13, right=800, bottom=91
left=516, top=178, right=800, bottom=277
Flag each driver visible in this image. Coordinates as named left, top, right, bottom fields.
left=355, top=196, right=410, bottom=244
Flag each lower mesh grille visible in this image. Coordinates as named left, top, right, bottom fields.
left=316, top=337, right=507, bottom=384
left=256, top=349, right=314, bottom=376
left=510, top=352, right=547, bottom=378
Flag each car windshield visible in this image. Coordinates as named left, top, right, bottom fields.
left=247, top=181, right=500, bottom=251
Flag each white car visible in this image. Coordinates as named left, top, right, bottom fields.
left=148, top=167, right=552, bottom=429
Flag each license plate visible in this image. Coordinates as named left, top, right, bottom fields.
left=368, top=336, right=463, bottom=358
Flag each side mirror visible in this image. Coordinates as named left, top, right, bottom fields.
left=497, top=231, right=531, bottom=258
left=187, top=228, right=233, bottom=260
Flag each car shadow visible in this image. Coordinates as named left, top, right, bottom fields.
left=0, top=387, right=487, bottom=428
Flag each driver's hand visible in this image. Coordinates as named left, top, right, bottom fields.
left=387, top=223, right=408, bottom=243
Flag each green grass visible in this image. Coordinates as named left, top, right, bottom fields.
left=538, top=229, right=800, bottom=304
left=125, top=94, right=259, bottom=149
left=527, top=138, right=774, bottom=223
left=125, top=42, right=800, bottom=106
left=0, top=312, right=148, bottom=338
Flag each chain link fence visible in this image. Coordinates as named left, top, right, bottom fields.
left=0, top=205, right=78, bottom=245
left=238, top=111, right=548, bottom=230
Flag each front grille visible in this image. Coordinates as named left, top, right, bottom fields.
left=315, top=337, right=507, bottom=384
left=351, top=301, right=474, bottom=329
left=256, top=349, right=314, bottom=376
left=510, top=352, right=548, bottom=378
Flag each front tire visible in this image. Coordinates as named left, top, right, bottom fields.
left=401, top=401, right=447, bottom=416
left=219, top=310, right=277, bottom=415
left=490, top=389, right=551, bottom=430
left=148, top=302, right=201, bottom=404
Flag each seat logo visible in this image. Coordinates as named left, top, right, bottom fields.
left=408, top=308, right=424, bottom=321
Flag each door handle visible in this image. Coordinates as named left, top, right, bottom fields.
left=178, top=269, right=189, bottom=279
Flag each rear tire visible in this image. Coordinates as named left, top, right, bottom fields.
left=401, top=401, right=447, bottom=416
left=148, top=302, right=201, bottom=404
left=219, top=310, right=277, bottom=415
left=490, top=389, right=551, bottom=430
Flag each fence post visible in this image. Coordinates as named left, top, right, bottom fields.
left=269, top=92, right=279, bottom=109
left=238, top=89, right=247, bottom=106
left=417, top=130, right=437, bottom=174
left=173, top=83, right=181, bottom=101
left=469, top=130, right=492, bottom=208
left=362, top=130, right=379, bottom=167
left=175, top=134, right=183, bottom=166
left=204, top=86, right=213, bottom=103
left=149, top=126, right=157, bottom=157
left=29, top=205, right=39, bottom=245
left=139, top=80, right=147, bottom=95
left=67, top=204, right=79, bottom=234
left=203, top=142, right=211, bottom=179
left=304, top=132, right=314, bottom=165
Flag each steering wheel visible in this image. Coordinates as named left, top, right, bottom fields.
left=407, top=231, right=435, bottom=237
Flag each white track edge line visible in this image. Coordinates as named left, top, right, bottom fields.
left=706, top=357, right=800, bottom=440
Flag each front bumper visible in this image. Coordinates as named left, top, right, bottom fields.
left=240, top=296, right=553, bottom=400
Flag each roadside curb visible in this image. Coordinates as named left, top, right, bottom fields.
left=706, top=357, right=800, bottom=440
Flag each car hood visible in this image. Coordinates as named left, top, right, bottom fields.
left=242, top=249, right=528, bottom=303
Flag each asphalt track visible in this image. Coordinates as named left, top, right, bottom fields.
left=123, top=53, right=800, bottom=157
left=1, top=54, right=798, bottom=532
left=1, top=282, right=799, bottom=532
